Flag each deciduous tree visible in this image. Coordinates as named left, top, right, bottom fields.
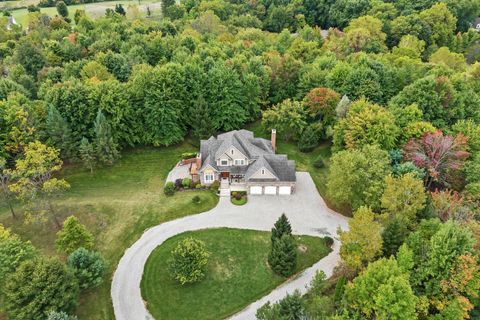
left=169, top=237, right=209, bottom=285
left=56, top=216, right=94, bottom=255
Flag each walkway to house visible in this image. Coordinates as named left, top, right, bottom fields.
left=111, top=172, right=349, bottom=320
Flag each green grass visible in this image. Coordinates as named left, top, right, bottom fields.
left=6, top=0, right=161, bottom=26
left=0, top=143, right=219, bottom=320
left=231, top=195, right=247, bottom=205
left=141, top=228, right=332, bottom=320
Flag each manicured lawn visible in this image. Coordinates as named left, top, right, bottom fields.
left=5, top=0, right=161, bottom=26
left=0, top=143, right=219, bottom=320
left=141, top=228, right=332, bottom=320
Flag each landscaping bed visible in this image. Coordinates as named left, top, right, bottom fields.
left=141, top=228, right=331, bottom=320
left=231, top=191, right=247, bottom=205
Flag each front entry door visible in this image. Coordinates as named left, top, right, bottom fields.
left=220, top=172, right=230, bottom=180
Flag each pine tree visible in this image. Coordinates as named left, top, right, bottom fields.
left=114, top=4, right=126, bottom=16
left=93, top=110, right=119, bottom=165
left=56, top=1, right=69, bottom=18
left=45, top=106, right=77, bottom=162
left=79, top=137, right=95, bottom=173
left=268, top=235, right=297, bottom=277
left=191, top=95, right=214, bottom=141
left=271, top=213, right=292, bottom=242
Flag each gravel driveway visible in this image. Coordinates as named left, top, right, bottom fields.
left=111, top=172, right=349, bottom=320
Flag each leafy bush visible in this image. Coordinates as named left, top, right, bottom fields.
left=231, top=191, right=237, bottom=197
left=324, top=236, right=334, bottom=247
left=195, top=183, right=202, bottom=189
left=174, top=179, right=183, bottom=190
left=164, top=182, right=175, bottom=196
left=313, top=155, right=324, bottom=169
left=181, top=152, right=197, bottom=160
left=235, top=192, right=242, bottom=200
left=182, top=178, right=192, bottom=188
left=210, top=180, right=220, bottom=191
left=169, top=237, right=209, bottom=285
left=192, top=195, right=201, bottom=204
left=67, top=248, right=106, bottom=290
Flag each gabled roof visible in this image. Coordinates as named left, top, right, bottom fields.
left=199, top=130, right=295, bottom=182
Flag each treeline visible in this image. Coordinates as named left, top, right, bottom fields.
left=1, top=0, right=480, bottom=165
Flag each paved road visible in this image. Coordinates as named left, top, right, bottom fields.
left=111, top=172, right=349, bottom=320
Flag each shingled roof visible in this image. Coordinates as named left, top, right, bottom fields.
left=199, top=130, right=296, bottom=182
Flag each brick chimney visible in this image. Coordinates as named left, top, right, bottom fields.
left=271, top=129, right=276, bottom=152
left=196, top=153, right=202, bottom=168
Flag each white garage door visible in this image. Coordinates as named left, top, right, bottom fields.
left=250, top=186, right=263, bottom=195
left=264, top=186, right=277, bottom=195
left=279, top=186, right=291, bottom=195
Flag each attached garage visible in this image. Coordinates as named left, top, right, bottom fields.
left=278, top=186, right=292, bottom=195
left=264, top=186, right=277, bottom=195
left=250, top=186, right=263, bottom=195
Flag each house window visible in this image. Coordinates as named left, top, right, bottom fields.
left=220, top=160, right=228, bottom=166
left=261, top=169, right=265, bottom=175
left=205, top=173, right=214, bottom=182
left=234, top=159, right=245, bottom=165
left=231, top=149, right=234, bottom=155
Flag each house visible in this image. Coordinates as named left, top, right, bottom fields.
left=473, top=17, right=480, bottom=31
left=193, top=129, right=296, bottom=195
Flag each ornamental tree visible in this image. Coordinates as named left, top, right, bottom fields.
left=56, top=216, right=94, bottom=255
left=403, top=130, right=469, bottom=188
left=169, top=237, right=209, bottom=285
left=9, top=141, right=70, bottom=228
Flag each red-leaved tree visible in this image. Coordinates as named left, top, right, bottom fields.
left=403, top=130, right=469, bottom=189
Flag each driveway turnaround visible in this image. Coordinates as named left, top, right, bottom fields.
left=111, top=172, right=349, bottom=320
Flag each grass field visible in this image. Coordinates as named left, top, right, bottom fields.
left=141, top=228, right=332, bottom=320
left=0, top=143, right=219, bottom=320
left=4, top=0, right=161, bottom=26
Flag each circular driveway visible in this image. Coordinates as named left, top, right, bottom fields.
left=111, top=172, right=349, bottom=320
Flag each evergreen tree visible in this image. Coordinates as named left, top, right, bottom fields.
left=56, top=1, right=69, bottom=19
left=271, top=213, right=292, bottom=242
left=45, top=106, right=77, bottom=162
left=67, top=248, right=106, bottom=290
left=268, top=234, right=297, bottom=277
left=114, top=4, right=126, bottom=16
left=382, top=218, right=409, bottom=257
left=93, top=110, right=119, bottom=165
left=79, top=137, right=95, bottom=173
left=191, top=95, right=214, bottom=141
left=161, top=0, right=175, bottom=18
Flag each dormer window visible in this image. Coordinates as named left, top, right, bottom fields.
left=220, top=160, right=228, bottom=166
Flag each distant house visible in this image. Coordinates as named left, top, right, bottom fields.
left=193, top=129, right=296, bottom=195
left=473, top=17, right=480, bottom=31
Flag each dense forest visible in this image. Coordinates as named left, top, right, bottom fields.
left=1, top=0, right=480, bottom=319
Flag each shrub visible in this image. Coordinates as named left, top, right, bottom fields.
left=231, top=191, right=237, bottom=197
left=189, top=180, right=196, bottom=188
left=268, top=235, right=297, bottom=277
left=313, top=155, right=324, bottom=169
left=164, top=182, right=175, bottom=196
left=235, top=192, right=242, bottom=200
left=182, top=178, right=192, bottom=189
left=67, top=248, right=106, bottom=290
left=55, top=216, right=94, bottom=255
left=169, top=237, right=209, bottom=285
left=195, top=183, right=202, bottom=189
left=181, top=152, right=197, bottom=160
left=174, top=178, right=183, bottom=190
left=210, top=180, right=220, bottom=191
left=192, top=195, right=201, bottom=204
left=324, top=236, right=334, bottom=247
